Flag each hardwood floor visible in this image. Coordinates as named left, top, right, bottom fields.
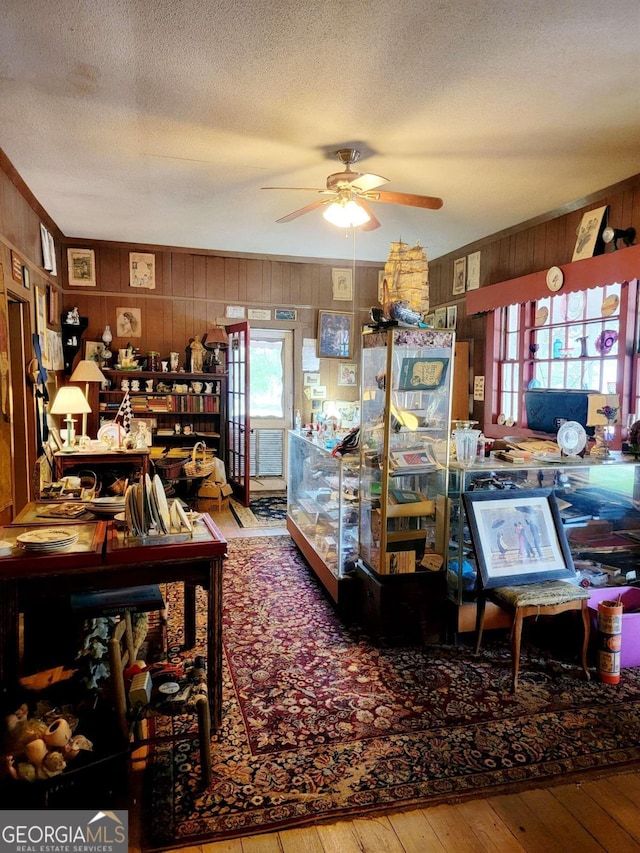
left=126, top=505, right=640, bottom=851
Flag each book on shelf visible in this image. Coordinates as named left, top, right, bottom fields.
left=389, top=444, right=439, bottom=472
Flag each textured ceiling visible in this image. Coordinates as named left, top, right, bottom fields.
left=1, top=0, right=639, bottom=263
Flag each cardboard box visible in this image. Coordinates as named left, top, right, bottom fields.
left=588, top=587, right=640, bottom=668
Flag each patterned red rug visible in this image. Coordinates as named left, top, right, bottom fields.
left=142, top=536, right=640, bottom=849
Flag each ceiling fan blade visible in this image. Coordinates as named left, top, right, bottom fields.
left=356, top=198, right=381, bottom=231
left=275, top=199, right=329, bottom=223
left=369, top=191, right=443, bottom=210
left=350, top=172, right=389, bottom=193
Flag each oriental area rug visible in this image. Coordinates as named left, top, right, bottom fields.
left=230, top=493, right=288, bottom=528
left=142, top=535, right=640, bottom=850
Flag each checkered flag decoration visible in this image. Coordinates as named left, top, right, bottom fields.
left=114, top=389, right=132, bottom=434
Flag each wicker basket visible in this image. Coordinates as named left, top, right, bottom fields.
left=154, top=456, right=188, bottom=479
left=183, top=441, right=217, bottom=477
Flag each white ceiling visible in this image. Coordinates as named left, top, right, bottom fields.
left=1, top=0, right=639, bottom=264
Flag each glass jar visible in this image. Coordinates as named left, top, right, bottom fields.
left=146, top=350, right=160, bottom=371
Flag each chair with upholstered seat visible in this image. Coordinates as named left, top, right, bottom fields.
left=464, top=488, right=592, bottom=692
left=475, top=579, right=591, bottom=691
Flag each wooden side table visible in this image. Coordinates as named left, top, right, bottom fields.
left=54, top=449, right=150, bottom=482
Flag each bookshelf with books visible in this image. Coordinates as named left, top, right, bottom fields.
left=100, top=369, right=226, bottom=457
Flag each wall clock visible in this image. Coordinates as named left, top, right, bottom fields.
left=546, top=266, right=564, bottom=292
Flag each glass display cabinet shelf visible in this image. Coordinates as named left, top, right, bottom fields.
left=287, top=431, right=360, bottom=608
left=358, top=328, right=455, bottom=578
left=444, top=452, right=640, bottom=633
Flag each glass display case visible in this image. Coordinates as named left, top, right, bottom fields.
left=358, top=328, right=455, bottom=577
left=444, top=452, right=640, bottom=632
left=286, top=431, right=360, bottom=607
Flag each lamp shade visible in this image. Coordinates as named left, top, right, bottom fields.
left=586, top=394, right=620, bottom=425
left=70, top=359, right=107, bottom=384
left=50, top=385, right=92, bottom=416
left=323, top=198, right=370, bottom=228
left=203, top=325, right=229, bottom=349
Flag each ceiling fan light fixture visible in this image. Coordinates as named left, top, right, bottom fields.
left=322, top=198, right=370, bottom=228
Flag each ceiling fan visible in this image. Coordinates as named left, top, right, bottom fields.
left=261, top=149, right=443, bottom=231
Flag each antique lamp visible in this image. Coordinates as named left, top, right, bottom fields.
left=101, top=324, right=113, bottom=366
left=50, top=385, right=92, bottom=452
left=203, top=323, right=229, bottom=372
left=587, top=393, right=620, bottom=458
left=70, top=359, right=107, bottom=441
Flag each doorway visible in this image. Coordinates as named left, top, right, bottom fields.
left=249, top=329, right=292, bottom=489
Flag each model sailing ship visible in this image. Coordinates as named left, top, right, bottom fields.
left=374, top=240, right=430, bottom=327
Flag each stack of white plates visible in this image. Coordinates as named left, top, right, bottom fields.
left=17, top=528, right=80, bottom=552
left=91, top=496, right=127, bottom=516
left=123, top=476, right=190, bottom=537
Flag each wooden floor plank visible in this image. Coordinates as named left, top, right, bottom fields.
left=279, top=826, right=324, bottom=853
left=455, top=799, right=525, bottom=852
left=315, top=820, right=367, bottom=853
left=240, top=833, right=284, bottom=853
left=352, top=816, right=406, bottom=853
left=488, top=792, right=566, bottom=853
left=420, top=802, right=486, bottom=852
left=387, top=808, right=447, bottom=853
left=518, top=788, right=605, bottom=851
left=581, top=778, right=640, bottom=842
left=201, top=840, right=244, bottom=852
left=549, top=781, right=640, bottom=853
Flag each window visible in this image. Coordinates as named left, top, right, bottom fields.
left=495, top=282, right=634, bottom=429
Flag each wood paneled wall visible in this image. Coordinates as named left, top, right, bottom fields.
left=426, top=173, right=640, bottom=425
left=2, top=138, right=640, bottom=514
left=60, top=240, right=382, bottom=422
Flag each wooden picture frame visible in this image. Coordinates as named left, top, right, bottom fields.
left=317, top=310, right=353, bottom=359
left=452, top=257, right=466, bottom=295
left=67, top=248, right=96, bottom=287
left=434, top=307, right=447, bottom=329
left=332, top=267, right=353, bottom=301
left=572, top=205, right=609, bottom=261
left=48, top=285, right=59, bottom=325
left=446, top=305, right=458, bottom=329
left=462, top=489, right=576, bottom=589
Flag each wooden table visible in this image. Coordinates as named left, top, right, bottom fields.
left=54, top=448, right=150, bottom=482
left=0, top=514, right=227, bottom=729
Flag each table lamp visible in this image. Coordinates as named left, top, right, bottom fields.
left=203, top=323, right=229, bottom=372
left=50, top=385, right=92, bottom=452
left=70, top=359, right=107, bottom=441
left=587, top=393, right=620, bottom=458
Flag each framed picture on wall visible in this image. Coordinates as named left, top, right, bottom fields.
left=67, top=248, right=96, bottom=287
left=337, top=362, right=357, bottom=386
left=452, top=257, right=466, bottom=295
left=332, top=268, right=353, bottom=301
left=129, top=252, right=155, bottom=289
left=317, top=310, right=353, bottom=359
left=572, top=205, right=609, bottom=261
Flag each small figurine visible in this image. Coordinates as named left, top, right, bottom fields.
left=190, top=335, right=206, bottom=373
left=65, top=307, right=80, bottom=325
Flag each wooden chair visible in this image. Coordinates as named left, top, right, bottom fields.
left=108, top=611, right=212, bottom=787
left=475, top=580, right=591, bottom=692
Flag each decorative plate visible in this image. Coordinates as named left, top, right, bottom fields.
left=557, top=421, right=587, bottom=456
left=601, top=294, right=619, bottom=316
left=534, top=307, right=549, bottom=326
left=566, top=291, right=585, bottom=321
left=595, top=329, right=618, bottom=355
left=97, top=422, right=123, bottom=447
